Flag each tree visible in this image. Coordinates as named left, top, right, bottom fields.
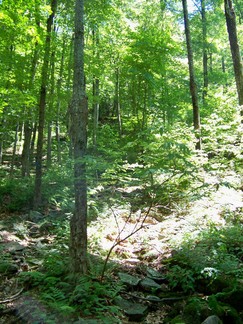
left=224, top=0, right=243, bottom=114
left=201, top=0, right=208, bottom=102
left=182, top=0, right=202, bottom=149
left=69, top=0, right=88, bottom=274
left=33, top=0, right=57, bottom=208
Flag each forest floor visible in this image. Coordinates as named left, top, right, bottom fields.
left=0, top=167, right=242, bottom=323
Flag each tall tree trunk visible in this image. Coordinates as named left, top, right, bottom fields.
left=142, top=85, right=148, bottom=130
left=30, top=123, right=37, bottom=167
left=114, top=67, right=122, bottom=137
left=69, top=0, right=88, bottom=274
left=56, top=37, right=66, bottom=164
left=47, top=122, right=52, bottom=169
left=33, top=0, right=57, bottom=209
left=0, top=117, right=5, bottom=165
left=201, top=0, right=208, bottom=102
left=93, top=78, right=100, bottom=147
left=10, top=123, right=19, bottom=178
left=222, top=54, right=228, bottom=92
left=182, top=0, right=201, bottom=150
left=21, top=42, right=39, bottom=177
left=224, top=0, right=243, bottom=114
left=22, top=122, right=32, bottom=177
left=92, top=29, right=100, bottom=148
left=47, top=50, right=56, bottom=169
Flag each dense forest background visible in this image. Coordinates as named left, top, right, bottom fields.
left=0, top=0, right=242, bottom=323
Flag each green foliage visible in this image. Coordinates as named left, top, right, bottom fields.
left=70, top=276, right=121, bottom=318
left=0, top=177, right=34, bottom=211
left=42, top=163, right=74, bottom=210
left=19, top=271, right=46, bottom=287
left=19, top=253, right=121, bottom=320
left=42, top=250, right=68, bottom=277
left=166, top=225, right=243, bottom=294
left=166, top=265, right=196, bottom=293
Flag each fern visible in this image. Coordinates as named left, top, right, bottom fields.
left=41, top=287, right=66, bottom=302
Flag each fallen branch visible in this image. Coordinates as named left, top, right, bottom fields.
left=121, top=291, right=186, bottom=302
left=0, top=287, right=24, bottom=304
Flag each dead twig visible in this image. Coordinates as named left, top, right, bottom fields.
left=100, top=203, right=153, bottom=281
left=0, top=287, right=24, bottom=304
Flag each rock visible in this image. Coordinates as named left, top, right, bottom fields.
left=13, top=296, right=51, bottom=323
left=28, top=210, right=43, bottom=222
left=146, top=267, right=166, bottom=283
left=139, top=277, right=161, bottom=291
left=28, top=224, right=41, bottom=237
left=1, top=242, right=26, bottom=253
left=114, top=297, right=148, bottom=322
left=201, top=315, right=222, bottom=324
left=118, top=272, right=141, bottom=286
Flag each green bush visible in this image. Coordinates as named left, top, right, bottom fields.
left=70, top=276, right=121, bottom=317
left=166, top=225, right=243, bottom=293
left=0, top=177, right=34, bottom=211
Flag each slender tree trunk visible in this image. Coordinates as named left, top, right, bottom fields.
left=47, top=50, right=56, bottom=169
left=224, top=0, right=243, bottom=113
left=56, top=37, right=66, bottom=164
left=47, top=122, right=52, bottom=169
left=0, top=141, right=3, bottom=165
left=0, top=117, right=5, bottom=165
left=114, top=67, right=122, bottom=136
left=142, top=85, right=147, bottom=130
left=201, top=0, right=208, bottom=102
left=92, top=29, right=100, bottom=148
left=21, top=42, right=39, bottom=177
left=93, top=78, right=100, bottom=147
left=69, top=0, right=88, bottom=274
left=33, top=0, right=57, bottom=209
left=222, top=54, right=228, bottom=92
left=182, top=0, right=201, bottom=150
left=10, top=124, right=19, bottom=178
left=22, top=122, right=32, bottom=177
left=30, top=123, right=37, bottom=167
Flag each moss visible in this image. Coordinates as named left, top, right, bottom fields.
left=170, top=315, right=186, bottom=323
left=183, top=297, right=211, bottom=324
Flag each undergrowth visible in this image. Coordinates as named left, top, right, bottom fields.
left=166, top=224, right=243, bottom=294
left=19, top=254, right=122, bottom=322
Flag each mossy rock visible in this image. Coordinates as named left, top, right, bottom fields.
left=183, top=297, right=211, bottom=324
left=217, top=288, right=243, bottom=312
left=208, top=295, right=241, bottom=324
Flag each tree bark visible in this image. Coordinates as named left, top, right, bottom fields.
left=182, top=0, right=201, bottom=150
left=201, top=0, right=208, bottom=102
left=47, top=50, right=56, bottom=169
left=10, top=123, right=19, bottom=178
left=93, top=78, right=100, bottom=147
left=21, top=42, right=39, bottom=177
left=224, top=0, right=243, bottom=113
left=114, top=67, right=122, bottom=137
left=56, top=37, right=66, bottom=164
left=69, top=0, right=88, bottom=274
left=33, top=0, right=57, bottom=208
left=21, top=122, right=32, bottom=177
left=92, top=28, right=100, bottom=148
